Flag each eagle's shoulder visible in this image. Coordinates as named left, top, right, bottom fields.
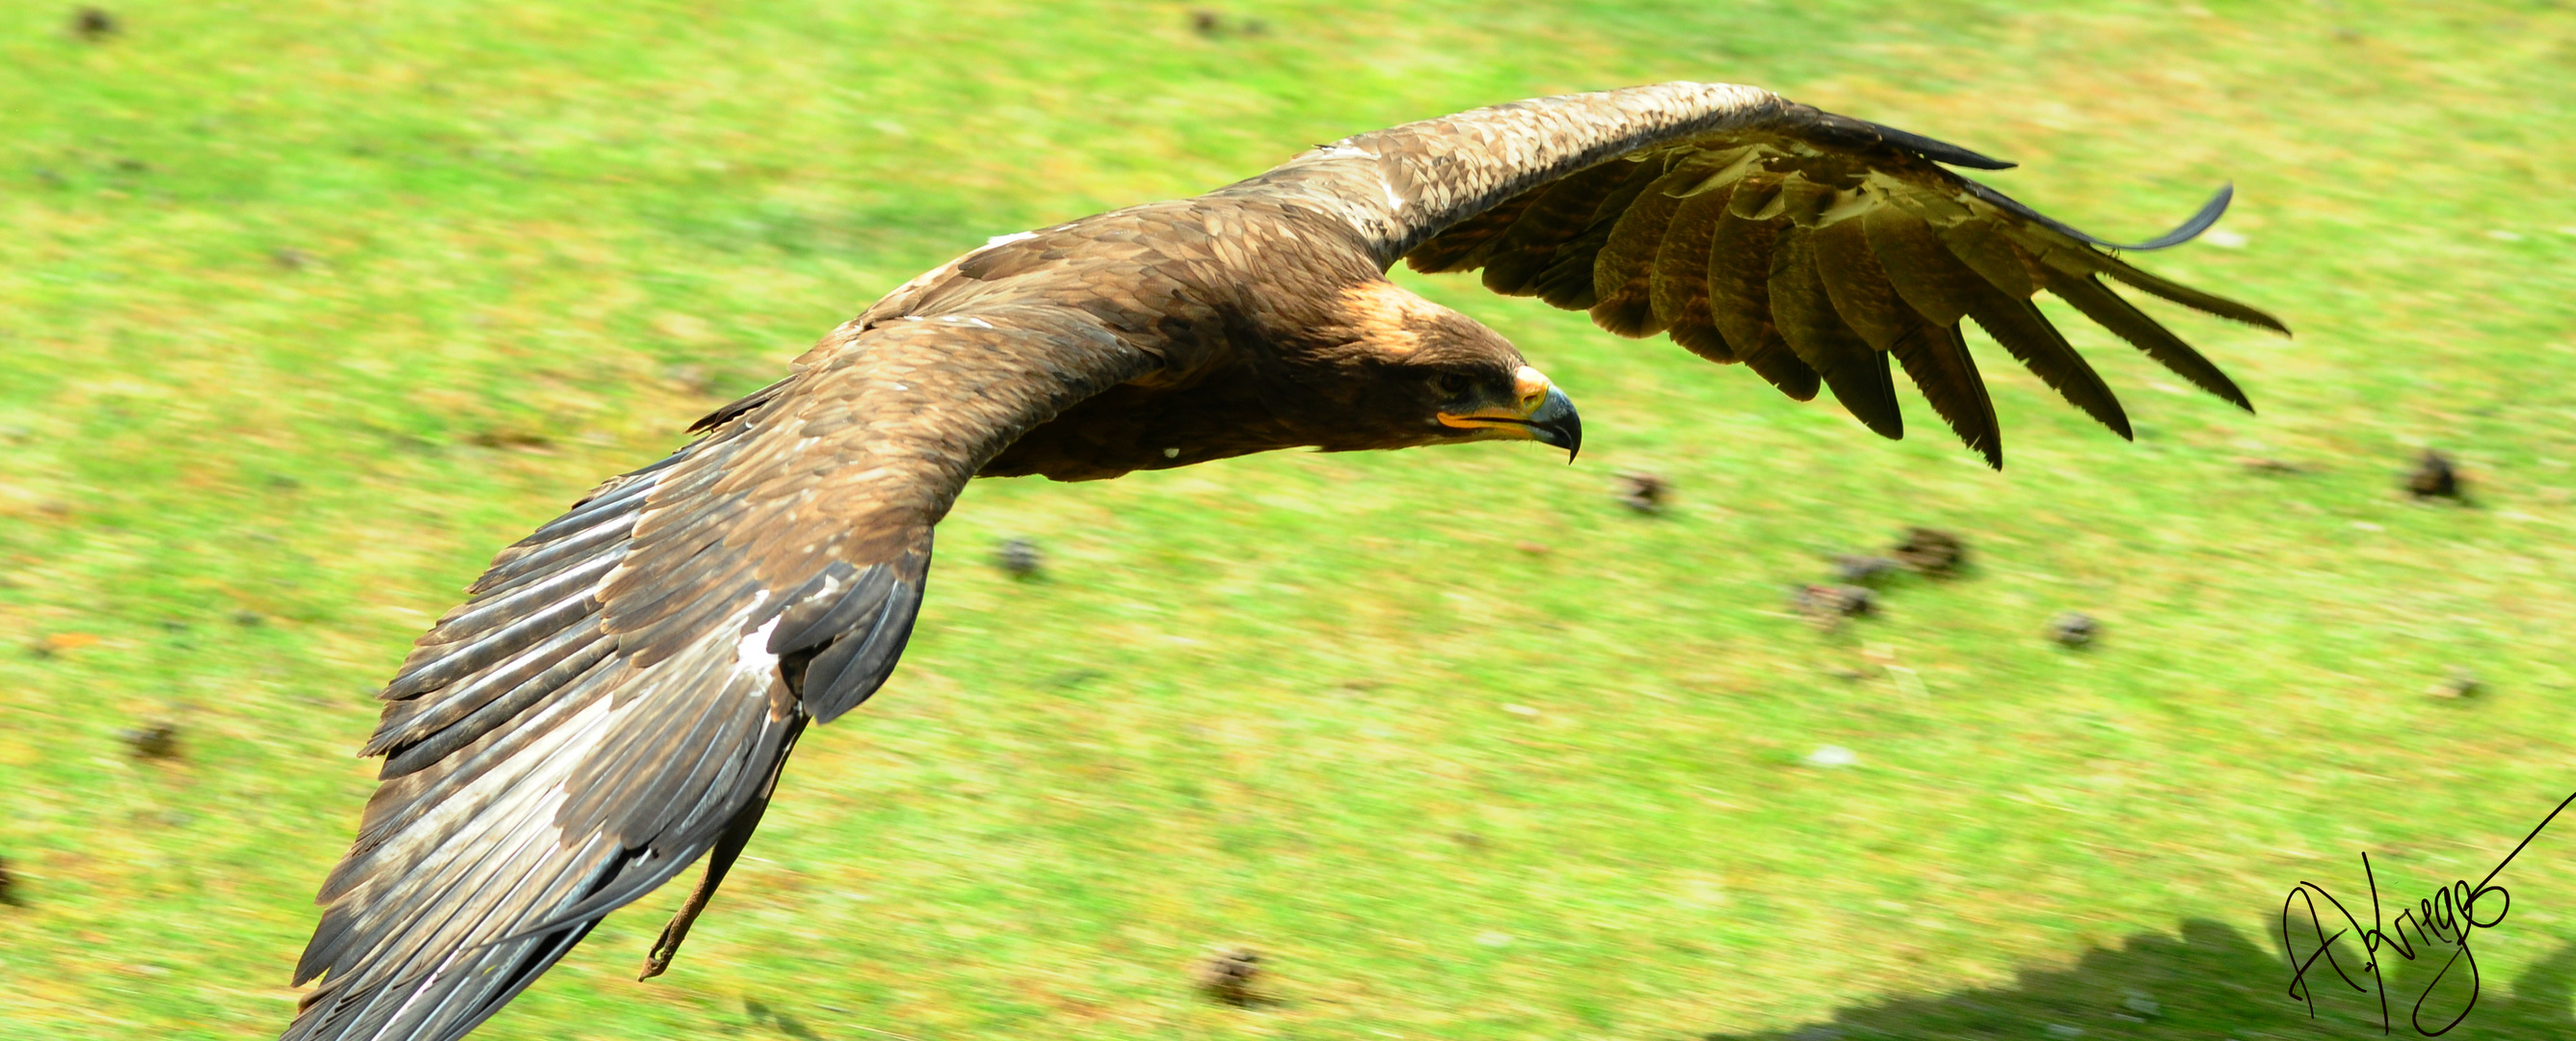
left=837, top=198, right=1381, bottom=360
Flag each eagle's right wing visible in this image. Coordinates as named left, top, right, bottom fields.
left=1230, top=83, right=2288, bottom=467
left=283, top=302, right=1153, bottom=1041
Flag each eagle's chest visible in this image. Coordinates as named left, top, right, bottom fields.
left=975, top=352, right=1314, bottom=483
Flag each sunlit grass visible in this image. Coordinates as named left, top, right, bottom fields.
left=5, top=1, right=2576, bottom=1038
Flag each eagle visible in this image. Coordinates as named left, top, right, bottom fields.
left=280, top=82, right=2284, bottom=1041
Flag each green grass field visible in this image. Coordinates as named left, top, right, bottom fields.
left=6, top=1, right=2576, bottom=1038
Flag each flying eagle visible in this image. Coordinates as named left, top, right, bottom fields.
left=280, top=82, right=2284, bottom=1041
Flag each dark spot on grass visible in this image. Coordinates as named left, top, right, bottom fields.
left=1042, top=668, right=1104, bottom=690
left=1891, top=527, right=1966, bottom=575
left=1832, top=554, right=1901, bottom=587
left=120, top=722, right=180, bottom=761
left=2407, top=449, right=2464, bottom=500
left=2428, top=667, right=2480, bottom=699
left=741, top=997, right=818, bottom=1039
left=1614, top=471, right=1668, bottom=513
left=1190, top=945, right=1262, bottom=1006
left=1792, top=584, right=1875, bottom=627
left=71, top=8, right=116, bottom=40
left=1188, top=11, right=1264, bottom=37
left=2047, top=611, right=2097, bottom=648
left=468, top=428, right=554, bottom=450
left=2239, top=456, right=2306, bottom=475
left=996, top=537, right=1042, bottom=578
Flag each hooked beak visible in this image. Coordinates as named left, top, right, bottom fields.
left=1436, top=365, right=1584, bottom=462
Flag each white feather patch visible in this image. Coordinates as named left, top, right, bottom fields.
left=735, top=616, right=783, bottom=681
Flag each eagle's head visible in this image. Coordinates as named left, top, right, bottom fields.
left=1308, top=280, right=1582, bottom=459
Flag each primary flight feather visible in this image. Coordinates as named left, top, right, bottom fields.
left=281, top=82, right=2284, bottom=1041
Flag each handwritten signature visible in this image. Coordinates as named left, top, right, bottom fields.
left=2281, top=789, right=2576, bottom=1035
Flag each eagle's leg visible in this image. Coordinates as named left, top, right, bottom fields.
left=638, top=788, right=773, bottom=979
left=640, top=719, right=806, bottom=980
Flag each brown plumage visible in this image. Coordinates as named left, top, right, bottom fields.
left=279, top=83, right=2284, bottom=1041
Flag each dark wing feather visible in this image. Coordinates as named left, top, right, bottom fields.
left=1962, top=287, right=2134, bottom=440
left=1527, top=159, right=1673, bottom=308
left=1737, top=328, right=1826, bottom=403
left=1403, top=183, right=1547, bottom=275
left=2033, top=239, right=2291, bottom=333
left=1862, top=204, right=1981, bottom=327
left=1811, top=219, right=2002, bottom=461
left=1476, top=160, right=1650, bottom=295
left=1769, top=226, right=1902, bottom=438
left=1703, top=204, right=1824, bottom=401
left=1647, top=181, right=1741, bottom=362
left=1934, top=219, right=2038, bottom=300
left=1806, top=218, right=1918, bottom=351
left=2045, top=271, right=2252, bottom=412
left=1893, top=323, right=2004, bottom=468
left=284, top=306, right=1150, bottom=1041
left=1243, top=82, right=2287, bottom=464
left=1702, top=200, right=1785, bottom=356
left=1588, top=164, right=1708, bottom=336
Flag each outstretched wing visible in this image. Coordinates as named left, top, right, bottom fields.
left=1230, top=82, right=2287, bottom=467
left=284, top=303, right=1152, bottom=1041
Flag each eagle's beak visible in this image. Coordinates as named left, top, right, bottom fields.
left=1525, top=386, right=1582, bottom=461
left=1437, top=365, right=1583, bottom=462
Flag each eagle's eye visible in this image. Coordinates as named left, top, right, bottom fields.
left=1430, top=372, right=1471, bottom=397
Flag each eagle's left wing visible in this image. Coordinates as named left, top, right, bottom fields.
left=282, top=302, right=1155, bottom=1041
left=1226, top=83, right=2287, bottom=467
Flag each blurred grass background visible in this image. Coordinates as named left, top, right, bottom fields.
left=4, top=0, right=2576, bottom=1038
